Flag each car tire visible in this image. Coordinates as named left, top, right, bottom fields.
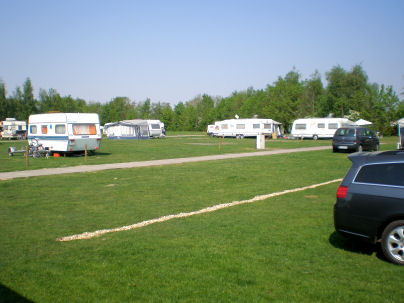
left=381, top=220, right=404, bottom=265
left=332, top=147, right=338, bottom=153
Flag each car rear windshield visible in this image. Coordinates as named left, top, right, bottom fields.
left=335, top=128, right=355, bottom=136
left=354, top=163, right=404, bottom=187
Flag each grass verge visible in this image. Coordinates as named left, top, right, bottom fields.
left=1, top=148, right=403, bottom=302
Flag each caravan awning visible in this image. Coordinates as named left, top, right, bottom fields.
left=354, top=119, right=372, bottom=126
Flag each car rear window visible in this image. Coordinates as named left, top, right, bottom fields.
left=335, top=128, right=355, bottom=136
left=354, top=163, right=404, bottom=187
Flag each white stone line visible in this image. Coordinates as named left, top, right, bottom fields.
left=56, top=178, right=342, bottom=242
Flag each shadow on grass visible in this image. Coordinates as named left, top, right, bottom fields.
left=57, top=151, right=111, bottom=157
left=329, top=232, right=398, bottom=264
left=329, top=231, right=376, bottom=255
left=0, top=284, right=33, bottom=303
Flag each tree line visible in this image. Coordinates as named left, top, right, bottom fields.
left=1, top=65, right=403, bottom=135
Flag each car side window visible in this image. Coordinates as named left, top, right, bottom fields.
left=354, top=163, right=404, bottom=187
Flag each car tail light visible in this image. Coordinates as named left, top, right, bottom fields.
left=336, top=185, right=348, bottom=199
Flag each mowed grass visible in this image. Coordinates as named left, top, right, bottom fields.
left=0, top=134, right=332, bottom=172
left=1, top=144, right=403, bottom=302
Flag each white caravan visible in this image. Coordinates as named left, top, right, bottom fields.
left=207, top=124, right=216, bottom=136
left=398, top=118, right=404, bottom=149
left=28, top=113, right=101, bottom=152
left=147, top=120, right=165, bottom=138
left=0, top=118, right=27, bottom=139
left=103, top=120, right=150, bottom=139
left=291, top=118, right=354, bottom=140
left=103, top=119, right=165, bottom=139
left=213, top=118, right=281, bottom=138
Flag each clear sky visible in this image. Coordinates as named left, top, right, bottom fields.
left=1, top=0, right=403, bottom=105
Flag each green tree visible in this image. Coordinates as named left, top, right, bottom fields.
left=10, top=87, right=23, bottom=120
left=0, top=80, right=7, bottom=120
left=101, top=97, right=133, bottom=123
left=160, top=104, right=174, bottom=130
left=139, top=99, right=151, bottom=118
left=173, top=102, right=186, bottom=130
left=300, top=70, right=325, bottom=117
left=22, top=78, right=36, bottom=119
left=263, top=70, right=304, bottom=131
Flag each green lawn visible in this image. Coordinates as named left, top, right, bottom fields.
left=1, top=137, right=402, bottom=302
left=0, top=134, right=333, bottom=172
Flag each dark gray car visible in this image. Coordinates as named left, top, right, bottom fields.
left=334, top=150, right=404, bottom=265
left=332, top=127, right=379, bottom=152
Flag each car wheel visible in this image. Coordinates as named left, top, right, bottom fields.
left=332, top=147, right=338, bottom=153
left=381, top=220, right=404, bottom=265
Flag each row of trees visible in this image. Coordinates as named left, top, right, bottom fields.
left=1, top=65, right=403, bottom=135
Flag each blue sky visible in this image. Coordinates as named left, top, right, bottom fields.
left=1, top=0, right=403, bottom=105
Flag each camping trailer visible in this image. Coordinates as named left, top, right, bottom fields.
left=0, top=118, right=27, bottom=139
left=398, top=118, right=404, bottom=149
left=291, top=118, right=354, bottom=140
left=147, top=120, right=165, bottom=138
left=103, top=119, right=165, bottom=139
left=207, top=124, right=216, bottom=136
left=28, top=113, right=101, bottom=152
left=212, top=118, right=281, bottom=138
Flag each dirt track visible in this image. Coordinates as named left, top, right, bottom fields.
left=0, top=146, right=330, bottom=181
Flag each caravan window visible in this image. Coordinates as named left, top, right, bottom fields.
left=236, top=124, right=245, bottom=129
left=30, top=125, right=37, bottom=134
left=295, top=124, right=306, bottom=130
left=263, top=124, right=271, bottom=129
left=221, top=124, right=228, bottom=129
left=151, top=124, right=160, bottom=130
left=41, top=125, right=48, bottom=134
left=328, top=123, right=338, bottom=129
left=55, top=124, right=66, bottom=134
left=253, top=124, right=260, bottom=129
left=73, top=124, right=97, bottom=135
left=318, top=123, right=325, bottom=128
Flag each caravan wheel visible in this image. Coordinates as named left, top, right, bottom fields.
left=313, top=135, right=318, bottom=141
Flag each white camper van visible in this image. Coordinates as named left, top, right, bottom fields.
left=213, top=118, right=281, bottom=138
left=147, top=120, right=165, bottom=138
left=0, top=118, right=27, bottom=139
left=291, top=118, right=354, bottom=140
left=28, top=113, right=101, bottom=152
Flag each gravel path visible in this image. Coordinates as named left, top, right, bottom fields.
left=0, top=146, right=330, bottom=181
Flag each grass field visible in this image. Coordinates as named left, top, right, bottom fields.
left=0, top=134, right=331, bottom=172
left=0, top=135, right=402, bottom=302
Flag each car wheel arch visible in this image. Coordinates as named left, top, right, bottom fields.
left=377, top=216, right=404, bottom=241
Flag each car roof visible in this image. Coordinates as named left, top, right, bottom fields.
left=348, top=150, right=404, bottom=165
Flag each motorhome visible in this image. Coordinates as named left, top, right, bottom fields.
left=212, top=118, right=282, bottom=138
left=398, top=118, right=404, bottom=149
left=0, top=118, right=27, bottom=139
left=291, top=118, right=354, bottom=140
left=28, top=113, right=101, bottom=152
